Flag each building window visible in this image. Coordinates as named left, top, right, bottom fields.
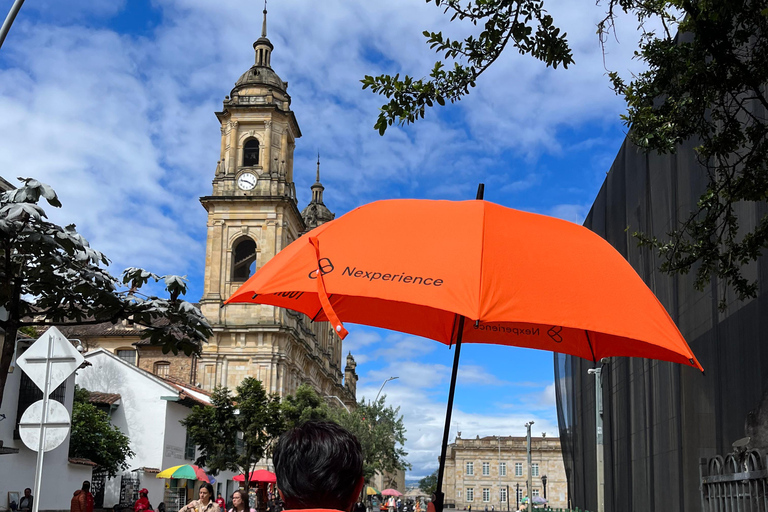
left=457, top=491, right=462, bottom=498
left=500, top=462, right=507, bottom=476
left=500, top=488, right=507, bottom=503
left=232, top=237, right=257, bottom=281
left=482, top=489, right=490, bottom=502
left=482, top=462, right=490, bottom=476
left=532, top=463, right=539, bottom=477
left=516, top=487, right=523, bottom=503
left=184, top=429, right=196, bottom=460
left=466, top=462, right=474, bottom=475
left=116, top=349, right=136, bottom=365
left=532, top=489, right=540, bottom=498
left=466, top=489, right=474, bottom=502
left=515, top=463, right=523, bottom=477
left=243, top=138, right=259, bottom=166
left=154, top=361, right=170, bottom=378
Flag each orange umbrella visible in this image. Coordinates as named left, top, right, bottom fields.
left=226, top=194, right=702, bottom=510
left=227, top=198, right=701, bottom=371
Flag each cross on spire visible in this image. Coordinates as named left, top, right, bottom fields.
left=262, top=0, right=268, bottom=38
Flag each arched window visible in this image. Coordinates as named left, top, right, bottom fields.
left=232, top=238, right=257, bottom=281
left=243, top=139, right=259, bottom=167
left=154, top=361, right=170, bottom=378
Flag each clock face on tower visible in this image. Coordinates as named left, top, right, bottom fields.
left=237, top=172, right=257, bottom=190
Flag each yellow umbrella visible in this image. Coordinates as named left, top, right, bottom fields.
left=366, top=487, right=380, bottom=496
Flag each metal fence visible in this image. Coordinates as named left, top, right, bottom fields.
left=700, top=447, right=768, bottom=511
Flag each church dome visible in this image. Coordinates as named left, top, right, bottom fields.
left=233, top=65, right=286, bottom=91
left=301, top=157, right=335, bottom=230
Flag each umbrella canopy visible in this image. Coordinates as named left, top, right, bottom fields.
left=227, top=198, right=701, bottom=370
left=366, top=487, right=380, bottom=496
left=381, top=489, right=403, bottom=497
left=226, top=196, right=703, bottom=511
left=233, top=469, right=276, bottom=483
left=156, top=464, right=211, bottom=482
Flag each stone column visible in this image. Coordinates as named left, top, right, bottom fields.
left=228, top=121, right=239, bottom=174
left=219, top=125, right=227, bottom=162
left=264, top=120, right=272, bottom=173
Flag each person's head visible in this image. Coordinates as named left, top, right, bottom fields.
left=217, top=494, right=223, bottom=500
left=24, top=489, right=31, bottom=497
left=273, top=421, right=364, bottom=512
left=231, top=490, right=249, bottom=511
left=140, top=489, right=149, bottom=498
left=199, top=484, right=214, bottom=503
left=82, top=482, right=91, bottom=492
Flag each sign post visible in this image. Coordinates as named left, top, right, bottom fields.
left=16, top=327, right=84, bottom=512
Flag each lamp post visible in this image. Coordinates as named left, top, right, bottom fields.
left=515, top=484, right=520, bottom=510
left=0, top=0, right=25, bottom=50
left=525, top=421, right=534, bottom=510
left=375, top=376, right=399, bottom=402
left=324, top=395, right=350, bottom=412
left=540, top=475, right=547, bottom=500
left=588, top=361, right=607, bottom=512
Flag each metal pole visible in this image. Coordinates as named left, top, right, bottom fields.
left=435, top=316, right=465, bottom=512
left=0, top=0, right=25, bottom=50
left=588, top=367, right=605, bottom=512
left=497, top=436, right=501, bottom=510
left=525, top=422, right=533, bottom=510
left=31, top=333, right=54, bottom=512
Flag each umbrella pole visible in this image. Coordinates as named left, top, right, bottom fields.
left=435, top=315, right=466, bottom=512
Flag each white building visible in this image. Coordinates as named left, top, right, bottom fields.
left=0, top=338, right=95, bottom=512
left=75, top=349, right=238, bottom=511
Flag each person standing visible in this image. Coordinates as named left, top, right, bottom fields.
left=179, top=484, right=219, bottom=512
left=18, top=489, right=33, bottom=512
left=216, top=494, right=226, bottom=511
left=135, top=489, right=151, bottom=512
left=228, top=489, right=255, bottom=512
left=71, top=481, right=94, bottom=512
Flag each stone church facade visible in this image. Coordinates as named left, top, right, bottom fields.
left=41, top=9, right=358, bottom=408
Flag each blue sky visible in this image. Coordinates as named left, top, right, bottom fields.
left=0, top=0, right=654, bottom=479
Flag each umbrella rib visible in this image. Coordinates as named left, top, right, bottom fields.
left=311, top=294, right=332, bottom=322
left=585, top=330, right=597, bottom=363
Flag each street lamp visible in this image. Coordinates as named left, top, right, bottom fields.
left=375, top=376, right=399, bottom=402
left=525, top=421, right=534, bottom=510
left=540, top=475, right=547, bottom=500
left=324, top=395, right=350, bottom=412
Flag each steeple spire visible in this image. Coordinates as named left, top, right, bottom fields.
left=261, top=0, right=267, bottom=38
left=316, top=152, right=321, bottom=183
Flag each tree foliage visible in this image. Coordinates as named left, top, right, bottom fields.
left=181, top=377, right=284, bottom=493
left=331, top=397, right=411, bottom=483
left=361, top=0, right=573, bottom=135
left=419, top=469, right=438, bottom=496
left=365, top=0, right=768, bottom=308
left=0, top=177, right=212, bottom=407
left=70, top=385, right=135, bottom=477
left=280, top=383, right=331, bottom=430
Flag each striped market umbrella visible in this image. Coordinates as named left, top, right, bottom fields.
left=156, top=464, right=212, bottom=483
left=365, top=487, right=380, bottom=496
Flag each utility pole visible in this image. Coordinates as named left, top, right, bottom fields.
left=588, top=364, right=606, bottom=512
left=525, top=421, right=534, bottom=509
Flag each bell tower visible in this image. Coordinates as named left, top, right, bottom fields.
left=197, top=5, right=350, bottom=401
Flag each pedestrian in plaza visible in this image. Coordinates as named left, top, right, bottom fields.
left=216, top=494, right=226, bottom=511
left=179, top=484, right=219, bottom=512
left=229, top=489, right=255, bottom=512
left=135, top=489, right=152, bottom=512
left=71, top=481, right=94, bottom=512
left=272, top=420, right=364, bottom=512
left=18, top=488, right=33, bottom=512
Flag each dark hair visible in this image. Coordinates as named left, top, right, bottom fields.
left=82, top=482, right=90, bottom=491
left=273, top=421, right=363, bottom=510
left=231, top=490, right=249, bottom=511
left=200, top=484, right=214, bottom=498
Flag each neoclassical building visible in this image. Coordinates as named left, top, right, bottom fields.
left=443, top=434, right=568, bottom=510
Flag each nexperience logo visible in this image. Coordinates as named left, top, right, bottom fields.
left=308, top=258, right=444, bottom=287
left=474, top=323, right=564, bottom=343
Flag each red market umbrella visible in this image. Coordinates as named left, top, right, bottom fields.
left=233, top=469, right=277, bottom=483
left=226, top=191, right=702, bottom=511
